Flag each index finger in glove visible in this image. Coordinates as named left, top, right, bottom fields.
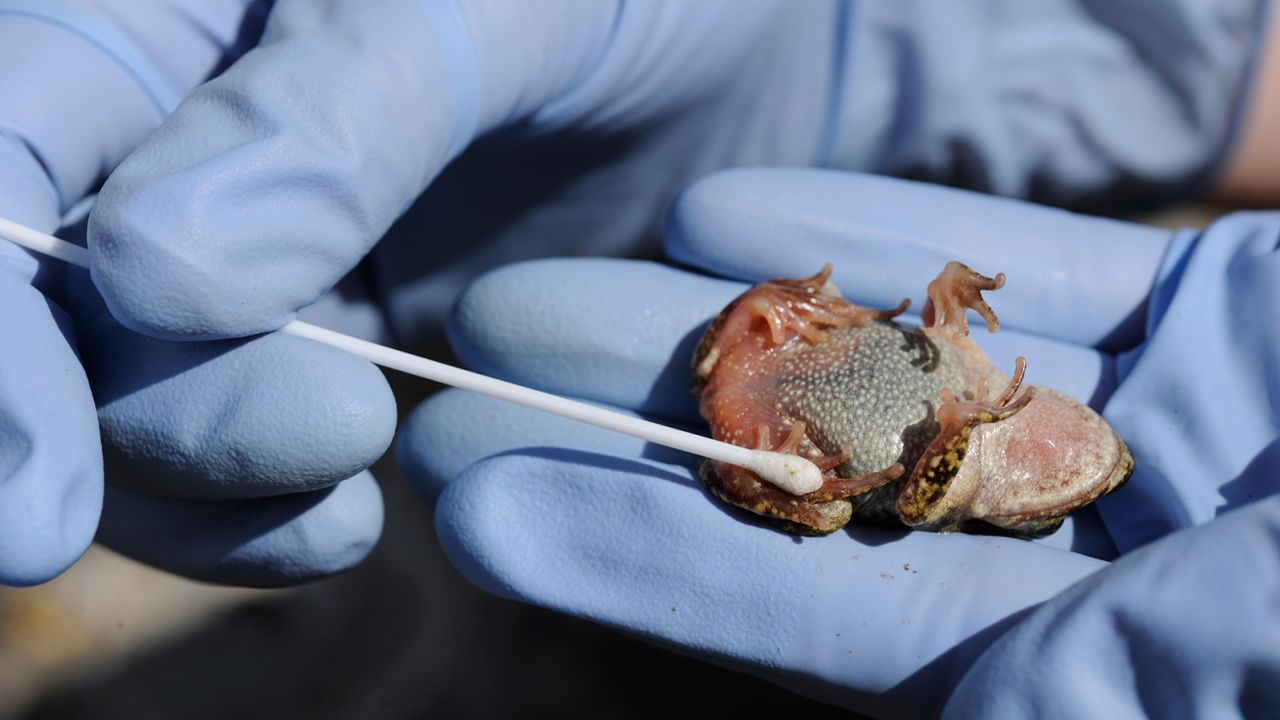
left=71, top=270, right=397, bottom=501
left=666, top=169, right=1173, bottom=351
left=0, top=247, right=100, bottom=586
left=98, top=469, right=384, bottom=587
left=88, top=0, right=618, bottom=340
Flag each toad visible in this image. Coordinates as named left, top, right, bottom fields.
left=692, top=262, right=1132, bottom=537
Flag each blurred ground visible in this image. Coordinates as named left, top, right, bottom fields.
left=0, top=204, right=1228, bottom=719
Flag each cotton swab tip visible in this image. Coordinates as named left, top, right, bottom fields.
left=745, top=450, right=824, bottom=495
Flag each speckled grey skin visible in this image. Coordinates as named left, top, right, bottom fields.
left=774, top=322, right=970, bottom=524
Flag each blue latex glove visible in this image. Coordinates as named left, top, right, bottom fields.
left=408, top=169, right=1280, bottom=717
left=1, top=0, right=1263, bottom=585
left=83, top=0, right=1263, bottom=343
left=0, top=2, right=391, bottom=586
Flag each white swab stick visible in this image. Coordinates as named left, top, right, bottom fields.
left=281, top=321, right=822, bottom=493
left=0, top=215, right=824, bottom=495
left=0, top=215, right=90, bottom=267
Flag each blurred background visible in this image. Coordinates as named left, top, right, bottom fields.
left=0, top=202, right=1233, bottom=719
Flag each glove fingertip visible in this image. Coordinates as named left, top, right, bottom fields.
left=275, top=471, right=385, bottom=580
left=0, top=479, right=100, bottom=586
left=435, top=453, right=599, bottom=600
left=665, top=167, right=839, bottom=280
left=434, top=465, right=505, bottom=597
left=397, top=391, right=463, bottom=502
left=447, top=257, right=740, bottom=419
left=435, top=453, right=576, bottom=600
left=664, top=167, right=759, bottom=273
left=0, top=282, right=104, bottom=586
left=88, top=190, right=292, bottom=341
left=98, top=472, right=384, bottom=587
left=435, top=450, right=704, bottom=607
left=0, top=394, right=102, bottom=586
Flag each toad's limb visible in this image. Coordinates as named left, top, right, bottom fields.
left=895, top=357, right=1036, bottom=530
left=694, top=264, right=909, bottom=382
left=700, top=419, right=902, bottom=535
left=700, top=458, right=902, bottom=535
left=921, top=261, right=1005, bottom=342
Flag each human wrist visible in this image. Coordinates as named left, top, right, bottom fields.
left=1216, top=3, right=1280, bottom=205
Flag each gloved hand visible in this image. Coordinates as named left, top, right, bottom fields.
left=85, top=0, right=1262, bottom=343
left=407, top=169, right=1280, bottom=717
left=0, top=2, right=391, bottom=587
left=2, top=0, right=1262, bottom=586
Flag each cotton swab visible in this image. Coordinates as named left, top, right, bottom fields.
left=0, top=215, right=825, bottom=495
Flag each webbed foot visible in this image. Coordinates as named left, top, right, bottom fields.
left=922, top=261, right=1005, bottom=341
